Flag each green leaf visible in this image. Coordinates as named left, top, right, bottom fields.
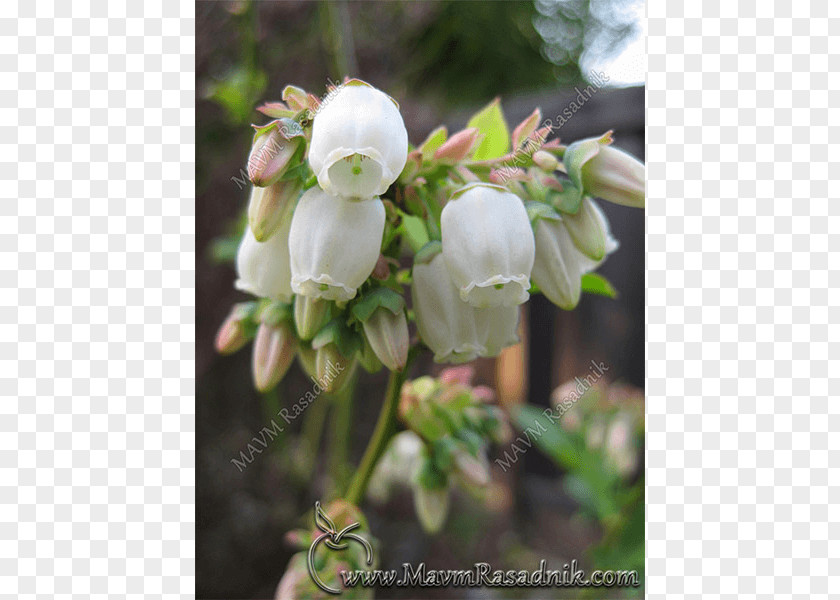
left=419, top=126, right=448, bottom=162
left=350, top=287, right=406, bottom=322
left=466, top=98, right=510, bottom=161
left=399, top=213, right=430, bottom=253
left=581, top=273, right=618, bottom=299
left=513, top=404, right=581, bottom=469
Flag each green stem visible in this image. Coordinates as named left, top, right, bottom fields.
left=345, top=348, right=417, bottom=506
left=327, top=373, right=355, bottom=496
left=294, top=390, right=331, bottom=481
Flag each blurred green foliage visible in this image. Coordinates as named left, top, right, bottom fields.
left=402, top=1, right=564, bottom=104
left=514, top=382, right=644, bottom=594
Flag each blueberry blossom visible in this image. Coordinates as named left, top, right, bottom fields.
left=531, top=204, right=618, bottom=310
left=441, top=182, right=535, bottom=308
left=288, top=187, right=385, bottom=301
left=235, top=214, right=293, bottom=302
left=308, top=79, right=408, bottom=198
left=411, top=253, right=520, bottom=363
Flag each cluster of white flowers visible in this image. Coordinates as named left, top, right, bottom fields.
left=237, top=79, right=407, bottom=304
left=222, top=78, right=643, bottom=386
left=412, top=181, right=619, bottom=363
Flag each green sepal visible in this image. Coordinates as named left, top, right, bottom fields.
left=581, top=273, right=618, bottom=299
left=562, top=131, right=611, bottom=212
left=414, top=240, right=442, bottom=265
left=525, top=201, right=561, bottom=228
left=351, top=287, right=406, bottom=322
left=311, top=317, right=361, bottom=359
left=547, top=184, right=584, bottom=215
left=251, top=117, right=305, bottom=141
left=257, top=300, right=293, bottom=326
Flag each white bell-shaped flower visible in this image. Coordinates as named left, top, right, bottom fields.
left=531, top=202, right=618, bottom=310
left=412, top=253, right=521, bottom=363
left=288, top=187, right=385, bottom=302
left=235, top=213, right=293, bottom=302
left=441, top=182, right=535, bottom=308
left=411, top=254, right=486, bottom=363
left=477, top=305, right=521, bottom=357
left=308, top=79, right=408, bottom=198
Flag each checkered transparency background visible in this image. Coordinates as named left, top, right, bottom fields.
left=647, top=0, right=839, bottom=599
left=1, top=0, right=195, bottom=598
left=1, top=0, right=837, bottom=598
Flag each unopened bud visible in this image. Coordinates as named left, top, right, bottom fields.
left=531, top=150, right=558, bottom=172
left=412, top=485, right=449, bottom=534
left=214, top=303, right=256, bottom=355
left=565, top=132, right=644, bottom=208
left=252, top=321, right=297, bottom=392
left=315, top=343, right=354, bottom=393
left=358, top=337, right=383, bottom=373
left=433, top=128, right=482, bottom=163
left=296, top=344, right=318, bottom=380
left=248, top=125, right=301, bottom=187
left=247, top=179, right=301, bottom=242
left=511, top=108, right=542, bottom=149
left=294, top=295, right=329, bottom=340
left=281, top=84, right=309, bottom=112
left=562, top=197, right=608, bottom=260
left=362, top=307, right=409, bottom=371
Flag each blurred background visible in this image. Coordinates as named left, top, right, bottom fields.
left=196, top=1, right=644, bottom=598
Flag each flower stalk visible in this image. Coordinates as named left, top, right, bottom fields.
left=345, top=346, right=418, bottom=506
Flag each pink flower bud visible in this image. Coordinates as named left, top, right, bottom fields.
left=511, top=108, right=542, bottom=149
left=247, top=179, right=301, bottom=242
left=433, top=128, right=482, bottom=163
left=247, top=124, right=301, bottom=187
left=252, top=321, right=297, bottom=392
left=214, top=304, right=255, bottom=355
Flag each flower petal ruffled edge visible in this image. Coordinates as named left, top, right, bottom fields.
left=432, top=343, right=487, bottom=364
left=458, top=274, right=531, bottom=307
left=315, top=146, right=392, bottom=197
left=292, top=274, right=357, bottom=302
